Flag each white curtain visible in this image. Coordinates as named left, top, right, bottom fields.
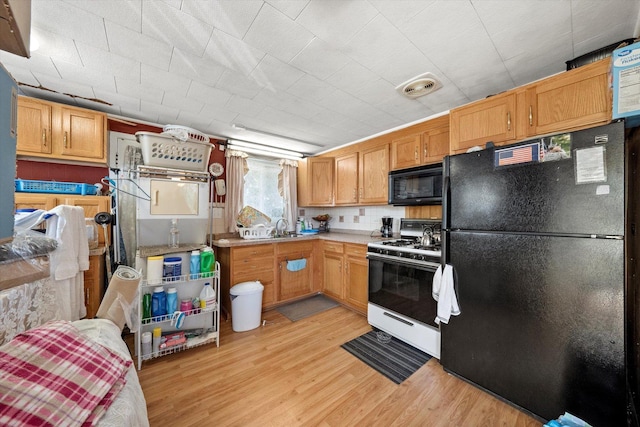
left=224, top=149, right=249, bottom=233
left=278, top=159, right=298, bottom=232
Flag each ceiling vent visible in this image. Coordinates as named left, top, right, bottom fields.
left=395, top=72, right=442, bottom=99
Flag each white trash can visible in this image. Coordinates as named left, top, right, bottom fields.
left=230, top=281, right=264, bottom=332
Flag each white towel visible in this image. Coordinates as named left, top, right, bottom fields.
left=432, top=264, right=460, bottom=325
left=45, top=205, right=89, bottom=321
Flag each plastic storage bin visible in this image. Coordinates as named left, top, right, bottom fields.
left=230, top=281, right=264, bottom=332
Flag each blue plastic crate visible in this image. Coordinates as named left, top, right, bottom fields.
left=15, top=179, right=98, bottom=195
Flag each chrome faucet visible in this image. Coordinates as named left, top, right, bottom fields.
left=275, top=218, right=289, bottom=237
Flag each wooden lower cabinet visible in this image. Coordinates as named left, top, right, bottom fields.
left=322, top=241, right=368, bottom=314
left=84, top=252, right=105, bottom=318
left=217, top=240, right=319, bottom=316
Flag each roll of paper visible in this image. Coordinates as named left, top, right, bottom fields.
left=147, top=255, right=164, bottom=285
left=96, top=265, right=142, bottom=330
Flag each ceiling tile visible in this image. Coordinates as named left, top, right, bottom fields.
left=141, top=64, right=192, bottom=95
left=32, top=71, right=97, bottom=99
left=63, top=0, right=143, bottom=32
left=266, top=0, right=310, bottom=20
left=296, top=0, right=379, bottom=45
left=53, top=60, right=117, bottom=93
left=243, top=3, right=315, bottom=63
left=93, top=88, right=141, bottom=112
left=199, top=103, right=239, bottom=124
left=141, top=1, right=212, bottom=57
left=31, top=28, right=82, bottom=66
left=287, top=74, right=337, bottom=103
left=204, top=29, right=265, bottom=76
left=105, top=21, right=173, bottom=70
left=76, top=42, right=141, bottom=81
left=182, top=0, right=263, bottom=39
left=186, top=81, right=233, bottom=107
left=141, top=100, right=180, bottom=124
left=251, top=54, right=306, bottom=92
left=115, top=77, right=164, bottom=104
left=162, top=90, right=205, bottom=114
left=289, top=38, right=352, bottom=80
left=225, top=95, right=267, bottom=117
left=216, top=70, right=263, bottom=99
left=170, top=48, right=227, bottom=87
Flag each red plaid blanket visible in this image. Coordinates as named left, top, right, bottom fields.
left=0, top=320, right=131, bottom=426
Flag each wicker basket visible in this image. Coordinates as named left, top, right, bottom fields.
left=136, top=131, right=212, bottom=172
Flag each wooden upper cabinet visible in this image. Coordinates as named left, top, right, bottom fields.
left=60, top=106, right=106, bottom=160
left=308, top=157, right=334, bottom=206
left=422, top=125, right=449, bottom=164
left=16, top=96, right=107, bottom=164
left=335, top=153, right=358, bottom=205
left=449, top=91, right=517, bottom=153
left=390, top=134, right=421, bottom=170
left=17, top=98, right=52, bottom=154
left=358, top=144, right=388, bottom=204
left=519, top=58, right=611, bottom=138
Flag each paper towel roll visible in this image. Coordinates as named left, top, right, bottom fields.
left=96, top=265, right=142, bottom=331
left=147, top=255, right=164, bottom=285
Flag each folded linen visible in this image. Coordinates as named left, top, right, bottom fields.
left=287, top=258, right=307, bottom=272
left=432, top=264, right=460, bottom=325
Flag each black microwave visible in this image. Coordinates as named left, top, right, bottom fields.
left=388, top=164, right=443, bottom=206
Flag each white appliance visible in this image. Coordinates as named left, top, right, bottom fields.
left=367, top=219, right=442, bottom=359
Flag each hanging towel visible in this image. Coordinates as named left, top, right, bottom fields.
left=432, top=264, right=460, bottom=325
left=287, top=258, right=307, bottom=272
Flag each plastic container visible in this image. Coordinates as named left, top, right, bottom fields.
left=14, top=179, right=98, bottom=195
left=151, top=286, right=167, bottom=318
left=168, top=218, right=179, bottom=248
left=152, top=327, right=162, bottom=353
left=180, top=298, right=192, bottom=314
left=190, top=250, right=200, bottom=279
left=199, top=282, right=216, bottom=311
left=230, top=281, right=264, bottom=332
left=166, top=287, right=178, bottom=314
left=200, top=247, right=214, bottom=277
left=86, top=218, right=99, bottom=249
left=141, top=332, right=152, bottom=356
left=147, top=255, right=164, bottom=285
left=142, top=293, right=151, bottom=322
left=163, top=257, right=182, bottom=279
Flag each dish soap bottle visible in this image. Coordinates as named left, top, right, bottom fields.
left=199, top=282, right=216, bottom=311
left=190, top=250, right=200, bottom=279
left=168, top=218, right=179, bottom=248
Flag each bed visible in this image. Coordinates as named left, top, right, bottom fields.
left=0, top=318, right=149, bottom=426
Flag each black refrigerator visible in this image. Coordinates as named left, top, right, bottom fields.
left=441, top=121, right=626, bottom=426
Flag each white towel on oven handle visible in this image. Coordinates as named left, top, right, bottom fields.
left=432, top=264, right=460, bottom=325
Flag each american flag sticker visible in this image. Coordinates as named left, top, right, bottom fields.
left=494, top=142, right=540, bottom=167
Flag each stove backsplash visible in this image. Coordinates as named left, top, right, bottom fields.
left=300, top=206, right=406, bottom=235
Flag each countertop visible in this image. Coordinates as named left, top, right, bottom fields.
left=212, top=230, right=397, bottom=248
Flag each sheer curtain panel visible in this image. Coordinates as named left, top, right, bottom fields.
left=224, top=149, right=249, bottom=233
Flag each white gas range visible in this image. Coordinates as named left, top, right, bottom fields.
left=367, top=219, right=442, bottom=359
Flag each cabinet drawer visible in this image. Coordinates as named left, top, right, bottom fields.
left=277, top=240, right=314, bottom=255
left=233, top=245, right=274, bottom=260
left=323, top=241, right=344, bottom=254
left=233, top=267, right=274, bottom=285
left=344, top=243, right=366, bottom=257
left=232, top=256, right=274, bottom=272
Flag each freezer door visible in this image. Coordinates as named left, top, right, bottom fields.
left=447, top=122, right=624, bottom=236
left=441, top=231, right=625, bottom=426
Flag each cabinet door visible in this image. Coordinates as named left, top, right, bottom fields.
left=523, top=58, right=610, bottom=138
left=359, top=144, right=389, bottom=204
left=278, top=253, right=313, bottom=301
left=391, top=134, right=420, bottom=170
left=422, top=126, right=449, bottom=164
left=17, top=97, right=52, bottom=155
left=308, top=157, right=334, bottom=206
left=323, top=251, right=343, bottom=300
left=83, top=253, right=105, bottom=318
left=450, top=92, right=517, bottom=153
left=344, top=244, right=367, bottom=314
left=335, top=153, right=358, bottom=205
left=14, top=193, right=57, bottom=211
left=60, top=106, right=106, bottom=161
left=62, top=196, right=111, bottom=245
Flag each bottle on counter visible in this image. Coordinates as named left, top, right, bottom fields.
left=168, top=218, right=179, bottom=248
left=190, top=250, right=200, bottom=279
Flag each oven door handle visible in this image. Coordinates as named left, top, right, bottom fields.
left=366, top=252, right=440, bottom=271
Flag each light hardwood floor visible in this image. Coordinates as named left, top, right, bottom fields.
left=136, top=306, right=541, bottom=427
